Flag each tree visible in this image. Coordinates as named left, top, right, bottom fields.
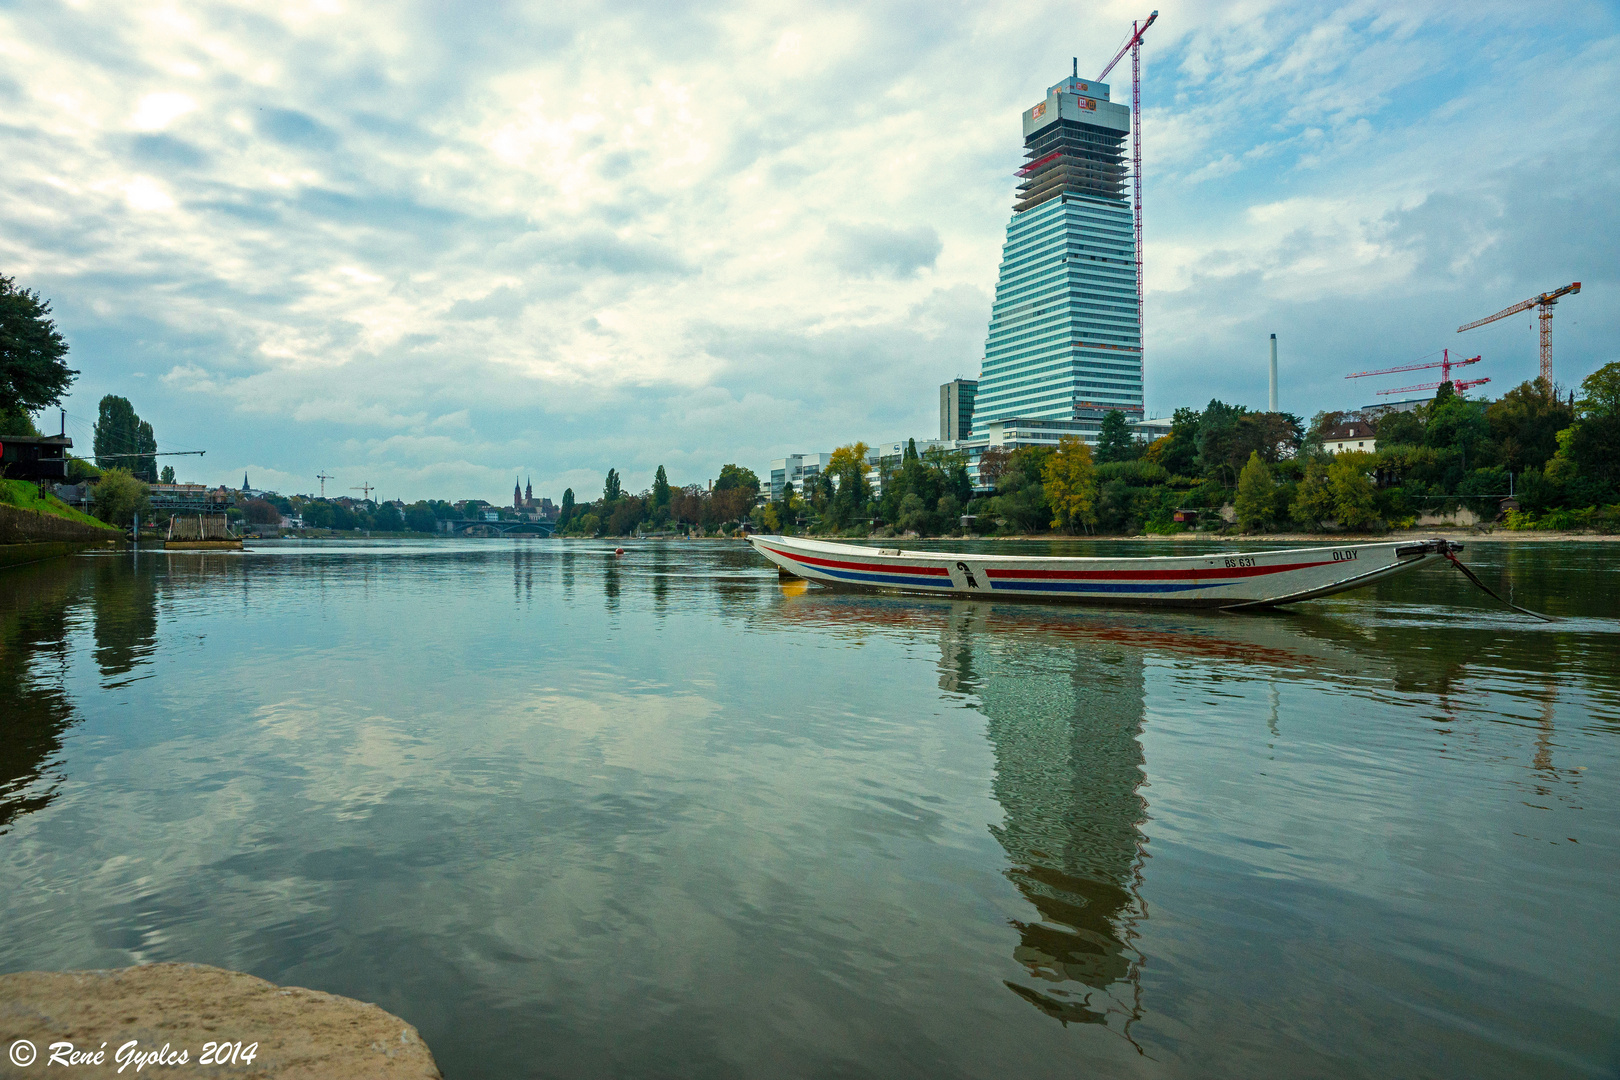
left=1195, top=399, right=1249, bottom=483
left=1041, top=436, right=1096, bottom=533
left=1155, top=407, right=1202, bottom=477
left=1234, top=412, right=1304, bottom=464
left=776, top=478, right=796, bottom=529
left=0, top=275, right=78, bottom=421
left=976, top=446, right=1012, bottom=488
left=1095, top=410, right=1135, bottom=463
left=1290, top=460, right=1336, bottom=529
left=710, top=466, right=757, bottom=523
left=1568, top=414, right=1620, bottom=498
left=903, top=438, right=919, bottom=463
left=560, top=488, right=575, bottom=525
left=1376, top=408, right=1424, bottom=448
left=92, top=467, right=150, bottom=526
left=825, top=443, right=870, bottom=529
left=159, top=465, right=175, bottom=484
left=1235, top=451, right=1274, bottom=532
left=93, top=396, right=158, bottom=482
left=0, top=402, right=40, bottom=436
left=405, top=501, right=438, bottom=532
left=652, top=465, right=671, bottom=512
left=603, top=468, right=621, bottom=503
left=1328, top=454, right=1379, bottom=531
left=714, top=463, right=761, bottom=494
left=243, top=498, right=280, bottom=525
left=1486, top=379, right=1573, bottom=472
left=1577, top=362, right=1620, bottom=419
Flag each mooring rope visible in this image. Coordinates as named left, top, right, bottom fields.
left=1443, top=550, right=1555, bottom=622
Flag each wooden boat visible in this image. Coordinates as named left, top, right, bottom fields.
left=747, top=534, right=1463, bottom=611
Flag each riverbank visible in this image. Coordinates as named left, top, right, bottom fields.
left=0, top=964, right=441, bottom=1078
left=0, top=490, right=124, bottom=570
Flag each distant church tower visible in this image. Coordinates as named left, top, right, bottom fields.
left=513, top=477, right=522, bottom=509
left=525, top=477, right=533, bottom=505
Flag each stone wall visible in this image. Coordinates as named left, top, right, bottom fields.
left=0, top=503, right=122, bottom=545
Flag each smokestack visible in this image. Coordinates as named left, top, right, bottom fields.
left=1269, top=334, right=1278, bottom=413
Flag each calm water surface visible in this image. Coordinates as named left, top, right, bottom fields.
left=1, top=538, right=1617, bottom=1078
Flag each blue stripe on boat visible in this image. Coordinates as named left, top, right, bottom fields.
left=812, top=566, right=953, bottom=587
left=989, top=580, right=1221, bottom=594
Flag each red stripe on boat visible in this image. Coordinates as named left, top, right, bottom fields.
left=985, top=559, right=1336, bottom=581
left=761, top=547, right=951, bottom=576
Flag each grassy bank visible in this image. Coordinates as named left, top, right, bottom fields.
left=0, top=478, right=117, bottom=531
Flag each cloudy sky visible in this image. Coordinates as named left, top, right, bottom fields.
left=3, top=0, right=1616, bottom=502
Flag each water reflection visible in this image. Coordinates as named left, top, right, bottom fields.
left=766, top=593, right=1152, bottom=1033
left=0, top=563, right=84, bottom=833
left=92, top=555, right=158, bottom=683
left=941, top=606, right=1148, bottom=1032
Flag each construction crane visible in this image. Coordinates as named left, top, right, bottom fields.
left=1096, top=9, right=1158, bottom=361
left=316, top=471, right=334, bottom=498
left=351, top=482, right=374, bottom=501
left=1457, top=281, right=1581, bottom=384
left=1347, top=349, right=1489, bottom=397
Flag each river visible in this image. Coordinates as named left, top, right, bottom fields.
left=1, top=538, right=1615, bottom=1078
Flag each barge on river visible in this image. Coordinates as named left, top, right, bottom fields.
left=748, top=535, right=1461, bottom=611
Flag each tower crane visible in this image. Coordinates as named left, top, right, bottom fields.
left=1457, top=281, right=1580, bottom=384
left=1096, top=10, right=1158, bottom=360
left=351, top=482, right=374, bottom=501
left=316, top=471, right=334, bottom=498
left=1347, top=349, right=1489, bottom=397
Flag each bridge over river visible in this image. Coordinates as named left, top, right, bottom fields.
left=444, top=518, right=555, bottom=538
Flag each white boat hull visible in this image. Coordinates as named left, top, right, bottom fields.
left=747, top=535, right=1459, bottom=610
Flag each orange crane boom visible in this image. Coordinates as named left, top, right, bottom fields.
left=1457, top=281, right=1580, bottom=384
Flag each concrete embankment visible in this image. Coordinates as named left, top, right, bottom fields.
left=0, top=963, right=441, bottom=1078
left=0, top=504, right=122, bottom=569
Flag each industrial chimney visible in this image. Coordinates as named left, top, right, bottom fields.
left=1269, top=334, right=1278, bottom=413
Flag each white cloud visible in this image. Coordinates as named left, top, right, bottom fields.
left=129, top=92, right=196, bottom=132
left=1, top=0, right=1615, bottom=499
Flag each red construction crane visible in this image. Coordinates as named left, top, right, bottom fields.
left=1347, top=349, right=1489, bottom=398
left=1457, top=281, right=1580, bottom=384
left=1097, top=10, right=1158, bottom=364
left=1375, top=376, right=1491, bottom=397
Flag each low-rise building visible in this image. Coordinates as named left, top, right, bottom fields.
left=1323, top=421, right=1376, bottom=455
left=769, top=454, right=833, bottom=501
left=1129, top=416, right=1173, bottom=442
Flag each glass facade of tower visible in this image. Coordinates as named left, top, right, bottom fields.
left=972, top=75, right=1143, bottom=430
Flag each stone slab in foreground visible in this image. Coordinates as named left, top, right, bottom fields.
left=0, top=963, right=441, bottom=1078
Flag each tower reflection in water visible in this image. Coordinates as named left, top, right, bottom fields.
left=767, top=591, right=1151, bottom=1035
left=940, top=604, right=1148, bottom=1031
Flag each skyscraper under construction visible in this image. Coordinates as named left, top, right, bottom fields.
left=969, top=72, right=1143, bottom=439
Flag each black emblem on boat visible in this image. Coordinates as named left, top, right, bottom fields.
left=956, top=561, right=980, bottom=589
